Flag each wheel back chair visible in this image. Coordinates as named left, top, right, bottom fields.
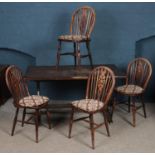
left=56, top=6, right=96, bottom=68
left=5, top=65, right=51, bottom=143
left=112, top=57, right=152, bottom=127
left=68, top=66, right=116, bottom=149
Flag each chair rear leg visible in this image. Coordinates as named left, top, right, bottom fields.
left=103, top=111, right=110, bottom=137
left=128, top=96, right=131, bottom=113
left=46, top=106, right=51, bottom=129
left=141, top=95, right=147, bottom=118
left=86, top=41, right=93, bottom=68
left=68, top=107, right=74, bottom=138
left=111, top=93, right=117, bottom=122
left=11, top=108, right=19, bottom=136
left=89, top=114, right=95, bottom=149
left=22, top=108, right=26, bottom=127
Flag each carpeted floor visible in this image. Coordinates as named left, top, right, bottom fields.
left=0, top=99, right=155, bottom=153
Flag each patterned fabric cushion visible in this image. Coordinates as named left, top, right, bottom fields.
left=72, top=99, right=104, bottom=112
left=19, top=95, right=49, bottom=107
left=115, top=84, right=143, bottom=95
left=59, top=35, right=88, bottom=41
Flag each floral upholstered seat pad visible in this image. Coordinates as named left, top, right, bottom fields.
left=72, top=99, right=104, bottom=112
left=19, top=95, right=49, bottom=107
left=59, top=35, right=88, bottom=41
left=115, top=84, right=143, bottom=95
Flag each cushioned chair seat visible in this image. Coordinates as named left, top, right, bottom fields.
left=58, top=35, right=88, bottom=42
left=19, top=95, right=49, bottom=107
left=115, top=84, right=143, bottom=95
left=72, top=99, right=104, bottom=112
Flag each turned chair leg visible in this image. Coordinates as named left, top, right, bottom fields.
left=89, top=114, right=95, bottom=149
left=56, top=40, right=62, bottom=67
left=68, top=107, right=74, bottom=138
left=11, top=108, right=19, bottom=136
left=35, top=109, right=39, bottom=143
left=141, top=95, right=147, bottom=118
left=46, top=107, right=51, bottom=129
left=76, top=43, right=81, bottom=67
left=22, top=108, right=26, bottom=127
left=131, top=97, right=136, bottom=127
left=86, top=41, right=93, bottom=68
left=103, top=111, right=110, bottom=137
left=73, top=42, right=77, bottom=67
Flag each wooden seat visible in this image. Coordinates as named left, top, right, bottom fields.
left=68, top=66, right=115, bottom=149
left=5, top=65, right=51, bottom=143
left=56, top=6, right=96, bottom=68
left=112, top=57, right=152, bottom=127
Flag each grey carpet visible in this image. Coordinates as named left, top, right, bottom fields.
left=0, top=99, right=155, bottom=153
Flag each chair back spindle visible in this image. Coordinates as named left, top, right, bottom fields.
left=126, top=58, right=152, bottom=90
left=70, top=6, right=96, bottom=38
left=86, top=66, right=115, bottom=109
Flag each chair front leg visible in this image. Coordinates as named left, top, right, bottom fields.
left=11, top=108, right=19, bottom=136
left=76, top=42, right=81, bottom=67
left=131, top=96, right=136, bottom=127
left=68, top=106, right=74, bottom=138
left=35, top=109, right=39, bottom=143
left=73, top=42, right=77, bottom=66
left=89, top=114, right=95, bottom=149
left=22, top=108, right=26, bottom=127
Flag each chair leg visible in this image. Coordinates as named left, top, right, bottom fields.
left=35, top=109, right=39, bottom=143
left=22, top=108, right=26, bottom=127
left=76, top=43, right=81, bottom=67
left=89, top=114, right=95, bottom=149
left=103, top=111, right=110, bottom=137
left=68, top=107, right=74, bottom=138
left=46, top=107, right=51, bottom=129
left=56, top=40, right=62, bottom=67
left=128, top=96, right=131, bottom=113
left=11, top=108, right=19, bottom=136
left=131, top=97, right=136, bottom=127
left=73, top=42, right=77, bottom=66
left=86, top=41, right=93, bottom=68
left=141, top=95, right=147, bottom=118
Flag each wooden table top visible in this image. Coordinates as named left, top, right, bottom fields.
left=24, top=65, right=126, bottom=81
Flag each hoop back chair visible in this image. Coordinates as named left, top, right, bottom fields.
left=113, top=57, right=152, bottom=127
left=68, top=66, right=115, bottom=149
left=56, top=6, right=96, bottom=67
left=5, top=65, right=51, bottom=143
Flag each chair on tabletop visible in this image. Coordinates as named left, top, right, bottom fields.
left=56, top=6, right=96, bottom=68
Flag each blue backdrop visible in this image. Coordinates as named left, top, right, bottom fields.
left=0, top=2, right=155, bottom=101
